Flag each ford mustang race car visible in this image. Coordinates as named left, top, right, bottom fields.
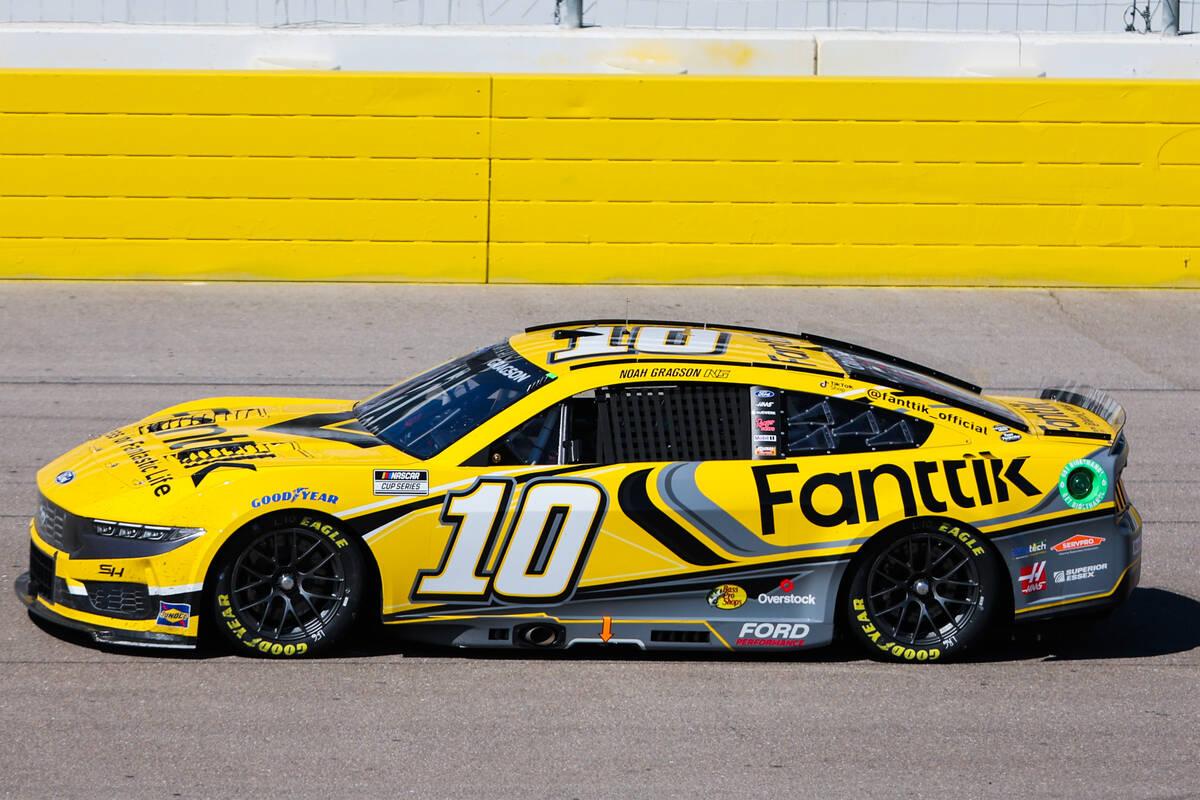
left=16, top=321, right=1141, bottom=662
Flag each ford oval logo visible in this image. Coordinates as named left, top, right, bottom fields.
left=55, top=470, right=75, bottom=485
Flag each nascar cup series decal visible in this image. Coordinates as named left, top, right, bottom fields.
left=374, top=469, right=429, bottom=496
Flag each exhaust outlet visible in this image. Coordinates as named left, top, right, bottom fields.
left=514, top=623, right=565, bottom=648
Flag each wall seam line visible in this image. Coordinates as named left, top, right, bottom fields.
left=485, top=76, right=494, bottom=285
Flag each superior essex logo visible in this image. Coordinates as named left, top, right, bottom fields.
left=751, top=457, right=1041, bottom=532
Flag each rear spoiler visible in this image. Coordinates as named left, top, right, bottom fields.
left=1039, top=383, right=1126, bottom=436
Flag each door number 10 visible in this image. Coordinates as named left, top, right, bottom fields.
left=411, top=478, right=608, bottom=604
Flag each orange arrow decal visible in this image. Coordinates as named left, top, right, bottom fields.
left=600, top=616, right=613, bottom=642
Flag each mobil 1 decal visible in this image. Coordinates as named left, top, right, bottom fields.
left=750, top=386, right=783, bottom=459
left=412, top=477, right=608, bottom=605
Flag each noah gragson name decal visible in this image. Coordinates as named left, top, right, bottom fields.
left=752, top=457, right=1041, bottom=531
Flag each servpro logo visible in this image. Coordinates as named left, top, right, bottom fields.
left=1052, top=535, right=1105, bottom=553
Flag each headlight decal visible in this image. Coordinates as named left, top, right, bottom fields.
left=92, top=520, right=205, bottom=543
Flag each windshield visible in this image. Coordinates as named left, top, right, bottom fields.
left=824, top=347, right=1027, bottom=429
left=355, top=342, right=554, bottom=459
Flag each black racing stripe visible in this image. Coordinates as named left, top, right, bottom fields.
left=261, top=411, right=383, bottom=449
left=986, top=507, right=1114, bottom=539
left=347, top=495, right=444, bottom=535
left=383, top=607, right=522, bottom=622
left=617, top=468, right=730, bottom=566
left=346, top=464, right=599, bottom=535
left=1040, top=429, right=1113, bottom=441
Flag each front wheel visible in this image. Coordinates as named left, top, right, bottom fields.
left=845, top=522, right=1001, bottom=663
left=210, top=513, right=364, bottom=658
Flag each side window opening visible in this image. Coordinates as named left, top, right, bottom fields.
left=595, top=383, right=749, bottom=463
left=470, top=385, right=932, bottom=467
left=785, top=393, right=932, bottom=456
left=466, top=404, right=563, bottom=467
left=563, top=395, right=598, bottom=465
left=472, top=382, right=777, bottom=467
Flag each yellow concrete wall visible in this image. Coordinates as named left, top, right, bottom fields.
left=0, top=71, right=490, bottom=281
left=489, top=76, right=1199, bottom=287
left=1, top=71, right=1197, bottom=286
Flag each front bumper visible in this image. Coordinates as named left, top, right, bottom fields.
left=18, top=522, right=201, bottom=650
left=16, top=570, right=195, bottom=649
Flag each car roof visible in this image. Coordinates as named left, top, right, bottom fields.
left=510, top=319, right=982, bottom=394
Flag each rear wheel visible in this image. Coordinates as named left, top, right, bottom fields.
left=845, top=522, right=1000, bottom=663
left=211, top=513, right=364, bottom=657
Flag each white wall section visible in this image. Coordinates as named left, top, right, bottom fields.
left=1, top=24, right=1198, bottom=76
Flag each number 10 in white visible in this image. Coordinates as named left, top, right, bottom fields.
left=412, top=478, right=608, bottom=604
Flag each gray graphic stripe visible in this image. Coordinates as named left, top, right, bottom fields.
left=656, top=462, right=867, bottom=556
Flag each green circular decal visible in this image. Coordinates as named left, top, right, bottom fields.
left=1058, top=458, right=1108, bottom=510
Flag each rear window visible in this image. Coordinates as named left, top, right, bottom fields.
left=785, top=392, right=932, bottom=456
left=355, top=342, right=554, bottom=460
left=824, top=346, right=1025, bottom=429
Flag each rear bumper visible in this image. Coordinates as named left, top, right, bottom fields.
left=999, top=503, right=1142, bottom=622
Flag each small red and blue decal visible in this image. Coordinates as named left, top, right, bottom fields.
left=156, top=601, right=191, bottom=628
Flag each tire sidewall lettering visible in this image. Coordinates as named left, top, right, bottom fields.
left=210, top=516, right=359, bottom=658
left=846, top=522, right=996, bottom=664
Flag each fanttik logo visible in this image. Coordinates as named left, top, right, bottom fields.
left=1052, top=535, right=1105, bottom=553
left=1019, top=561, right=1047, bottom=595
left=156, top=601, right=191, bottom=628
left=706, top=584, right=747, bottom=610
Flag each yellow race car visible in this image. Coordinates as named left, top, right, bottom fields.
left=16, top=320, right=1141, bottom=661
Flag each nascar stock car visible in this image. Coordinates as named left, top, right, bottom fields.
left=16, top=321, right=1141, bottom=662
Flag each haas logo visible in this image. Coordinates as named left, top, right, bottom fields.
left=1019, top=561, right=1047, bottom=594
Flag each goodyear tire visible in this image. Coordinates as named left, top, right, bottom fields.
left=211, top=512, right=364, bottom=658
left=845, top=521, right=1001, bottom=663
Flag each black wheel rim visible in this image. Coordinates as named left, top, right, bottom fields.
left=229, top=527, right=349, bottom=642
left=864, top=532, right=982, bottom=648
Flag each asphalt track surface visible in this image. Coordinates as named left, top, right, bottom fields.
left=1, top=283, right=1197, bottom=800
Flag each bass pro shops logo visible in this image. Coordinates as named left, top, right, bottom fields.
left=706, top=584, right=748, bottom=610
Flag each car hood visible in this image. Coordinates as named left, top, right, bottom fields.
left=48, top=397, right=403, bottom=495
